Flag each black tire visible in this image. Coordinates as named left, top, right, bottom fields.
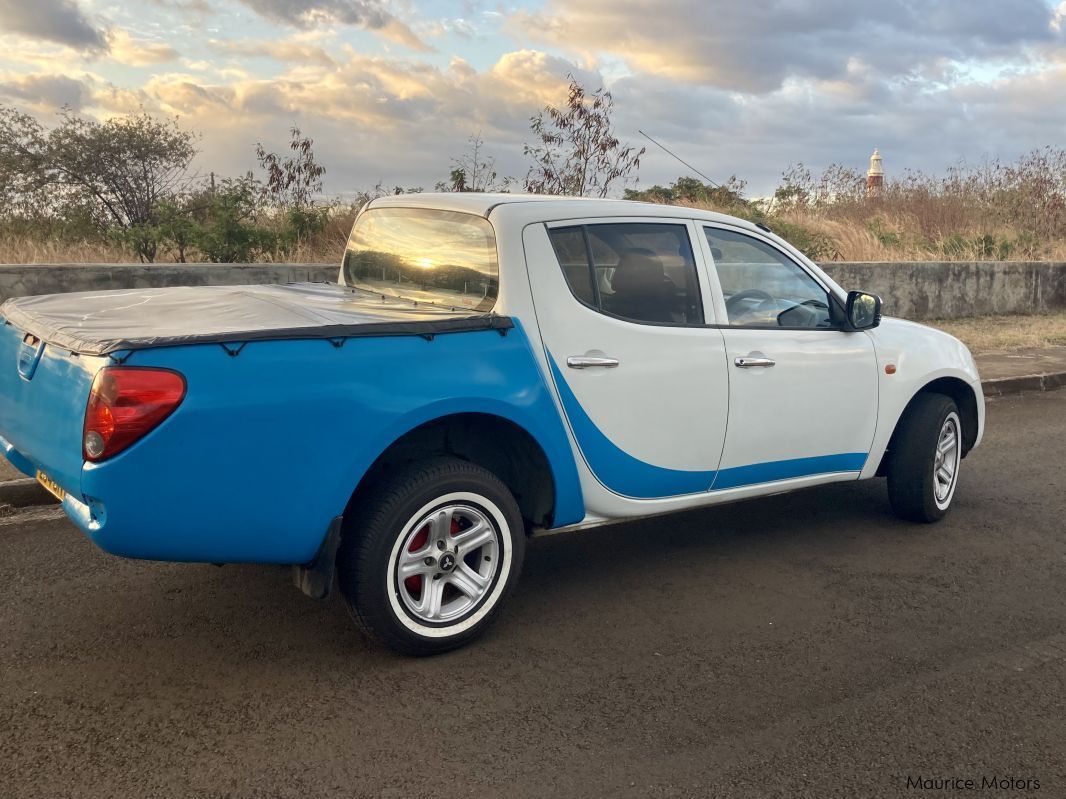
left=336, top=457, right=526, bottom=655
left=886, top=393, right=962, bottom=523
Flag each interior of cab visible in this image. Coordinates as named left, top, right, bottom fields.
left=704, top=229, right=833, bottom=328
left=549, top=222, right=837, bottom=329
left=549, top=223, right=704, bottom=325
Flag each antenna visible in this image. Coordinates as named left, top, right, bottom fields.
left=638, top=130, right=720, bottom=188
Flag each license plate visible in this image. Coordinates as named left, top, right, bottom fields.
left=35, top=470, right=66, bottom=502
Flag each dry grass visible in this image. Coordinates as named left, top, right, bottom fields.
left=4, top=193, right=1066, bottom=264
left=777, top=214, right=1066, bottom=262
left=929, top=312, right=1066, bottom=354
left=0, top=225, right=350, bottom=265
left=0, top=236, right=130, bottom=264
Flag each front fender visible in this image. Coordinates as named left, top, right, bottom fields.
left=861, top=317, right=985, bottom=479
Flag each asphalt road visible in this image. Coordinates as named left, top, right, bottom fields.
left=2, top=392, right=1064, bottom=799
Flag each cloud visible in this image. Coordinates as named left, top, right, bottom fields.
left=74, top=37, right=1066, bottom=199
left=0, top=72, right=89, bottom=109
left=605, top=60, right=1066, bottom=195
left=120, top=49, right=590, bottom=193
left=1053, top=1, right=1066, bottom=32
left=514, top=0, right=1059, bottom=93
left=148, top=0, right=211, bottom=15
left=235, top=0, right=430, bottom=51
left=138, top=48, right=585, bottom=130
left=4, top=3, right=1062, bottom=209
left=209, top=37, right=337, bottom=67
left=108, top=30, right=180, bottom=66
left=145, top=74, right=233, bottom=115
left=0, top=0, right=107, bottom=51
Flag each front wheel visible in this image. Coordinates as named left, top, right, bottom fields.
left=887, top=393, right=963, bottom=523
left=336, top=457, right=526, bottom=655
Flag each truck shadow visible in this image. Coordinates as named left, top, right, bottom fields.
left=31, top=475, right=969, bottom=673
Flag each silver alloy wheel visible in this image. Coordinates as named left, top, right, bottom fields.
left=933, top=412, right=962, bottom=509
left=393, top=503, right=502, bottom=625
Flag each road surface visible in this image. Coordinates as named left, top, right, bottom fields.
left=2, top=391, right=1064, bottom=798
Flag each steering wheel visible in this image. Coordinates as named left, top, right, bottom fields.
left=726, top=289, right=775, bottom=317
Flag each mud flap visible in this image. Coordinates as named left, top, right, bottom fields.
left=292, top=516, right=343, bottom=600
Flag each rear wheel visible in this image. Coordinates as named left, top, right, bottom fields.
left=337, top=457, right=525, bottom=655
left=887, top=393, right=962, bottom=523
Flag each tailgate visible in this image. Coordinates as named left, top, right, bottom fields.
left=0, top=318, right=100, bottom=495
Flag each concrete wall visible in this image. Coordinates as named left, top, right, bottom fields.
left=0, top=263, right=338, bottom=304
left=1, top=261, right=1064, bottom=322
left=820, top=261, right=1066, bottom=321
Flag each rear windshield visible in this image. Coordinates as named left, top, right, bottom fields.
left=342, top=208, right=499, bottom=311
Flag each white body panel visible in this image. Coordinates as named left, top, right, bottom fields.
left=360, top=194, right=985, bottom=526
left=715, top=327, right=878, bottom=471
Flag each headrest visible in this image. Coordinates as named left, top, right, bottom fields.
left=612, top=249, right=666, bottom=293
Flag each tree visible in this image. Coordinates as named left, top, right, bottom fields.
left=523, top=76, right=645, bottom=197
left=436, top=133, right=511, bottom=193
left=0, top=106, right=198, bottom=261
left=256, top=125, right=325, bottom=210
left=625, top=175, right=748, bottom=211
left=188, top=176, right=276, bottom=263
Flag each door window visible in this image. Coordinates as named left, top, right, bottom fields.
left=704, top=227, right=832, bottom=328
left=548, top=223, right=704, bottom=325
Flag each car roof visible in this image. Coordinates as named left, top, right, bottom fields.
left=365, top=192, right=761, bottom=230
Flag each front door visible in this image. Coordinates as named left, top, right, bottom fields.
left=524, top=219, right=730, bottom=499
left=699, top=224, right=879, bottom=489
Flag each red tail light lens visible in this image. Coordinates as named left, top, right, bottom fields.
left=83, top=367, right=186, bottom=462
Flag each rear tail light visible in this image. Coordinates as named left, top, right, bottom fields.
left=83, top=367, right=186, bottom=462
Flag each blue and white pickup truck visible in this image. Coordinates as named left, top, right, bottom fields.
left=0, top=194, right=984, bottom=654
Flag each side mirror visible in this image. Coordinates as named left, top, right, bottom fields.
left=845, top=290, right=882, bottom=330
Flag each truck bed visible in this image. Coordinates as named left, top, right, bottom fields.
left=1, top=282, right=512, bottom=356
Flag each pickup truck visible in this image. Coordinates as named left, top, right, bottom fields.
left=0, top=194, right=984, bottom=654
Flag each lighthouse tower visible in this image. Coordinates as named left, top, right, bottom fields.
left=867, top=149, right=884, bottom=197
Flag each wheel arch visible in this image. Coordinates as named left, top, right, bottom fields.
left=343, top=412, right=558, bottom=534
left=876, top=376, right=979, bottom=475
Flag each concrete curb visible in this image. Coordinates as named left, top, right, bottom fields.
left=0, top=478, right=57, bottom=509
left=0, top=370, right=1062, bottom=510
left=981, top=371, right=1066, bottom=397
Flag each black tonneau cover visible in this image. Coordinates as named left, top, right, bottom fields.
left=0, top=282, right=512, bottom=356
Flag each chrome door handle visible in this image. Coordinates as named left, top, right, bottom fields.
left=567, top=356, right=620, bottom=369
left=734, top=357, right=775, bottom=368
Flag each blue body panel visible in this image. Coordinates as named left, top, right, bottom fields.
left=1, top=319, right=583, bottom=564
left=711, top=453, right=868, bottom=490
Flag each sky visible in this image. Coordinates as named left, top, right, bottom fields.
left=1, top=0, right=1065, bottom=198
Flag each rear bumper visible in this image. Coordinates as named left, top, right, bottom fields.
left=2, top=435, right=322, bottom=564
left=1, top=435, right=36, bottom=478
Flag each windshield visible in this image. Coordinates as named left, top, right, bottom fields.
left=342, top=208, right=499, bottom=311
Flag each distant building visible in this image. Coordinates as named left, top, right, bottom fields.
left=867, top=149, right=884, bottom=197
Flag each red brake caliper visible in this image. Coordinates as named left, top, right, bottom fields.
left=405, top=524, right=429, bottom=597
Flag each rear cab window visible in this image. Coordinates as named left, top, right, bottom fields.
left=343, top=208, right=499, bottom=311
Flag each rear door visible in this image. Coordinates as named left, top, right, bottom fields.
left=698, top=224, right=878, bottom=488
left=523, top=218, right=729, bottom=499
